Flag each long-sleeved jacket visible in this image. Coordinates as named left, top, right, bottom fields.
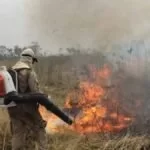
left=7, top=56, right=46, bottom=129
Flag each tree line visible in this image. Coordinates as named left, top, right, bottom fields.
left=0, top=42, right=43, bottom=59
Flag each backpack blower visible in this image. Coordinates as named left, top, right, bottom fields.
left=0, top=66, right=73, bottom=125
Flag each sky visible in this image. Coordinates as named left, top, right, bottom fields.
left=1, top=0, right=150, bottom=54
left=0, top=0, right=28, bottom=47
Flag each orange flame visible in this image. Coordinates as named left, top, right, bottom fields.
left=40, top=64, right=133, bottom=134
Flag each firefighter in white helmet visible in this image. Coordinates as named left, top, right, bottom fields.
left=7, top=48, right=48, bottom=150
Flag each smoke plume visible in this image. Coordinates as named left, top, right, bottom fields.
left=24, top=0, right=150, bottom=52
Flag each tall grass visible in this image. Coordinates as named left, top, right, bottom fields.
left=0, top=53, right=150, bottom=149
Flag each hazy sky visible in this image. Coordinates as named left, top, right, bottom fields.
left=0, top=0, right=27, bottom=47
left=1, top=0, right=150, bottom=53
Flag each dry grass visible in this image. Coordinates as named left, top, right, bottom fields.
left=0, top=54, right=150, bottom=149
left=47, top=134, right=150, bottom=150
left=0, top=123, right=150, bottom=150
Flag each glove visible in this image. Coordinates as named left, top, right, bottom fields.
left=4, top=91, right=18, bottom=105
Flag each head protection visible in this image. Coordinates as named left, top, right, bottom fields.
left=21, top=48, right=38, bottom=63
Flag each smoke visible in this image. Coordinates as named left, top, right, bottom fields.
left=24, top=0, right=150, bottom=52
left=24, top=0, right=150, bottom=133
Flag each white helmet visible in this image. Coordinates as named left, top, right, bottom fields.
left=21, top=48, right=38, bottom=62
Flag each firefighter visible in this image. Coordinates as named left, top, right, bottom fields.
left=7, top=48, right=48, bottom=150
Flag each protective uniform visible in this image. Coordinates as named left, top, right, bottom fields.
left=7, top=49, right=48, bottom=150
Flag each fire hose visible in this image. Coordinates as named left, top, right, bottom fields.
left=4, top=92, right=73, bottom=125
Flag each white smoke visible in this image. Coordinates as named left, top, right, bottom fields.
left=24, top=0, right=150, bottom=52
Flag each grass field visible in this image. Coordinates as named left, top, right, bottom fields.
left=0, top=53, right=150, bottom=150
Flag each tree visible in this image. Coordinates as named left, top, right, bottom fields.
left=8, top=48, right=14, bottom=57
left=14, top=45, right=23, bottom=57
left=28, top=41, right=42, bottom=56
left=66, top=48, right=81, bottom=55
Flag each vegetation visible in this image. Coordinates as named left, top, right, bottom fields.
left=0, top=50, right=150, bottom=150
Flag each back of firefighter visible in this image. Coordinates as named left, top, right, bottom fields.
left=7, top=48, right=48, bottom=150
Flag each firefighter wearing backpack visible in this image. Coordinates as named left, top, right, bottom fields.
left=7, top=48, right=48, bottom=150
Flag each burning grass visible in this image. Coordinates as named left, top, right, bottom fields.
left=40, top=64, right=134, bottom=135
left=0, top=53, right=150, bottom=149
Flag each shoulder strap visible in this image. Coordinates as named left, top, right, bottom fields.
left=7, top=68, right=19, bottom=92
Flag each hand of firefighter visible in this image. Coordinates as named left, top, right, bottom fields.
left=4, top=91, right=18, bottom=105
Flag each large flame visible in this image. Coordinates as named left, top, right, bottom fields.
left=40, top=64, right=133, bottom=134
